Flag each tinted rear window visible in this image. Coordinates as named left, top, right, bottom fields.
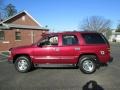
left=81, top=33, right=106, bottom=44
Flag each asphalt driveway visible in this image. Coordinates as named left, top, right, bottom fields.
left=0, top=44, right=120, bottom=90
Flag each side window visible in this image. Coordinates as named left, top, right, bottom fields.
left=62, top=35, right=78, bottom=45
left=81, top=33, right=106, bottom=44
left=0, top=31, right=5, bottom=41
left=39, top=37, right=49, bottom=46
left=40, top=35, right=58, bottom=46
left=49, top=36, right=58, bottom=45
left=15, top=32, right=21, bottom=40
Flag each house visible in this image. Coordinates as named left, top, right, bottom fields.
left=109, top=30, right=120, bottom=42
left=0, top=10, right=49, bottom=51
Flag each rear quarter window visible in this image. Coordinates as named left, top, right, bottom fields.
left=81, top=33, right=107, bottom=44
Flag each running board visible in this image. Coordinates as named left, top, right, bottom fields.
left=34, top=64, right=77, bottom=68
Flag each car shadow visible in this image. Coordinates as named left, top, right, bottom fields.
left=38, top=67, right=78, bottom=69
left=82, top=80, right=104, bottom=90
left=35, top=66, right=78, bottom=69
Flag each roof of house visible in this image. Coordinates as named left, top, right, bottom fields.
left=0, top=10, right=42, bottom=26
left=0, top=10, right=49, bottom=31
left=0, top=23, right=48, bottom=30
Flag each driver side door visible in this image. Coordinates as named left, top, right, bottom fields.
left=33, top=35, right=60, bottom=64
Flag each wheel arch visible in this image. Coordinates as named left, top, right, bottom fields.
left=13, top=54, right=31, bottom=63
left=77, top=53, right=99, bottom=66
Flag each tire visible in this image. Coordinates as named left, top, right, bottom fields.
left=14, top=56, right=32, bottom=73
left=78, top=55, right=97, bottom=74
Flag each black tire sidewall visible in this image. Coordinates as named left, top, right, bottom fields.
left=15, top=56, right=31, bottom=73
left=79, top=56, right=96, bottom=74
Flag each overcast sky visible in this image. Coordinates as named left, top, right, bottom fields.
left=4, top=0, right=120, bottom=32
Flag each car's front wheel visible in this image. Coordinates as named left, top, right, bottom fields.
left=78, top=55, right=97, bottom=74
left=15, top=56, right=32, bottom=73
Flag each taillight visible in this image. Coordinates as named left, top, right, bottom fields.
left=107, top=48, right=111, bottom=53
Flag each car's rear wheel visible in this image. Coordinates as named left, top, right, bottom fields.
left=15, top=56, right=32, bottom=73
left=78, top=55, right=97, bottom=74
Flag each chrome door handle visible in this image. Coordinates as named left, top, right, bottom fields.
left=74, top=47, right=80, bottom=50
left=55, top=48, right=60, bottom=51
left=53, top=48, right=60, bottom=51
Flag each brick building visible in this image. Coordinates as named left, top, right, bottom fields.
left=0, top=11, right=48, bottom=51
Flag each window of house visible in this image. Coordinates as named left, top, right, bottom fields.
left=15, top=32, right=21, bottom=40
left=62, top=35, right=78, bottom=45
left=0, top=31, right=5, bottom=41
left=22, top=16, right=25, bottom=21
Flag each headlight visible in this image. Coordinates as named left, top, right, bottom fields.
left=8, top=48, right=13, bottom=55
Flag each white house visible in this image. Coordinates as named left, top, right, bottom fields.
left=109, top=30, right=120, bottom=42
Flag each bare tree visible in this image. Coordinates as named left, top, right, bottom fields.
left=0, top=2, right=17, bottom=21
left=0, top=0, right=4, bottom=21
left=80, top=16, right=111, bottom=33
left=116, top=23, right=120, bottom=32
left=4, top=3, right=17, bottom=18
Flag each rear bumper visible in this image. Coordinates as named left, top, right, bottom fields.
left=108, top=56, right=113, bottom=63
left=98, top=54, right=113, bottom=64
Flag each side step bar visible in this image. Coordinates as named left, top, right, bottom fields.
left=34, top=64, right=77, bottom=68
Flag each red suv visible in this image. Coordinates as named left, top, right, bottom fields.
left=8, top=31, right=112, bottom=74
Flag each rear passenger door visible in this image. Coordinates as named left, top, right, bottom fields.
left=59, top=34, right=80, bottom=64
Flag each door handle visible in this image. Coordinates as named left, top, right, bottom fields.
left=53, top=48, right=60, bottom=51
left=55, top=48, right=60, bottom=51
left=74, top=47, right=80, bottom=51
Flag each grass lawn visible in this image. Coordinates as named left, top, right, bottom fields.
left=1, top=51, right=10, bottom=56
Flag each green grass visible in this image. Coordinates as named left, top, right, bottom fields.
left=1, top=51, right=10, bottom=56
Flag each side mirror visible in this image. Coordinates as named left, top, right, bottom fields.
left=37, top=40, right=50, bottom=47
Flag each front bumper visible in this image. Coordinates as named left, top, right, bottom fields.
left=8, top=56, right=13, bottom=64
